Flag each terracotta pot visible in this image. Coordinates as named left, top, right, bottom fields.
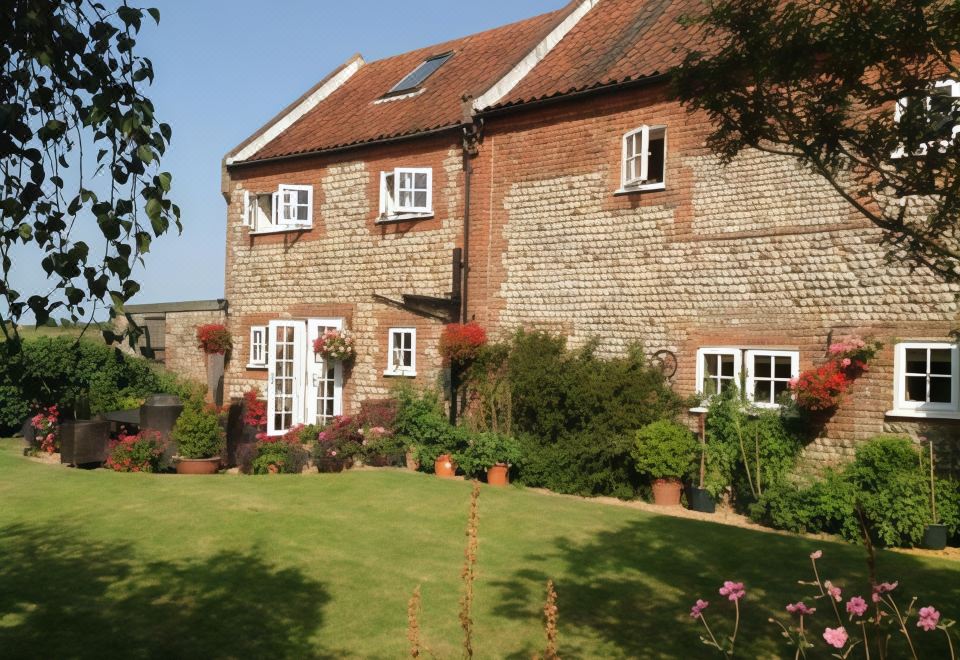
left=175, top=457, right=221, bottom=475
left=435, top=454, right=457, bottom=478
left=486, top=463, right=509, bottom=487
left=651, top=478, right=683, bottom=506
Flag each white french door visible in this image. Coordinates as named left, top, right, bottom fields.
left=306, top=318, right=344, bottom=427
left=267, top=320, right=306, bottom=436
left=266, top=319, right=344, bottom=436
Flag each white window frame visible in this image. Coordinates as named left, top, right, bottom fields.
left=891, top=342, right=960, bottom=417
left=695, top=348, right=743, bottom=400
left=276, top=184, right=313, bottom=228
left=618, top=125, right=667, bottom=193
left=385, top=327, right=417, bottom=377
left=379, top=168, right=433, bottom=221
left=745, top=350, right=800, bottom=409
left=243, top=184, right=313, bottom=234
left=892, top=78, right=960, bottom=158
left=247, top=325, right=267, bottom=369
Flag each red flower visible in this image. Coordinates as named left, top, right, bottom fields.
left=196, top=324, right=232, bottom=355
left=243, top=388, right=268, bottom=429
left=439, top=323, right=487, bottom=363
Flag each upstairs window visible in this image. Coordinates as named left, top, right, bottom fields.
left=243, top=184, right=313, bottom=233
left=892, top=342, right=959, bottom=415
left=892, top=79, right=960, bottom=158
left=621, top=125, right=666, bottom=192
left=379, top=168, right=432, bottom=221
left=386, top=328, right=416, bottom=377
left=386, top=53, right=453, bottom=97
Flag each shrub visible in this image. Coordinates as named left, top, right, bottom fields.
left=29, top=404, right=60, bottom=453
left=251, top=440, right=309, bottom=475
left=106, top=430, right=167, bottom=473
left=749, top=471, right=859, bottom=539
left=703, top=386, right=803, bottom=506
left=392, top=385, right=466, bottom=472
left=0, top=336, right=196, bottom=434
left=454, top=432, right=522, bottom=478
left=632, top=420, right=699, bottom=480
left=172, top=400, right=226, bottom=459
left=196, top=324, right=232, bottom=355
left=313, top=416, right=363, bottom=464
left=360, top=426, right=407, bottom=464
left=482, top=331, right=681, bottom=498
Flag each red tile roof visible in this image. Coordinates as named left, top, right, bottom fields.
left=485, top=0, right=709, bottom=110
left=244, top=8, right=570, bottom=162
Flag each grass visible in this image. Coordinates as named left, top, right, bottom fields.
left=0, top=439, right=957, bottom=659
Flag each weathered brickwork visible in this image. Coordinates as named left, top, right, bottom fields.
left=222, top=135, right=463, bottom=412
left=468, top=84, right=960, bottom=466
left=164, top=310, right=227, bottom=386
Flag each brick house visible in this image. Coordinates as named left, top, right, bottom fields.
left=220, top=0, right=960, bottom=465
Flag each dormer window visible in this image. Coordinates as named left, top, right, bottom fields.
left=385, top=53, right=453, bottom=98
left=620, top=125, right=667, bottom=193
left=379, top=167, right=433, bottom=221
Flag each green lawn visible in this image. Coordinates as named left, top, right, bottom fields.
left=0, top=439, right=957, bottom=659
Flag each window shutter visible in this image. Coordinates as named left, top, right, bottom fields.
left=242, top=191, right=253, bottom=228
left=639, top=126, right=650, bottom=182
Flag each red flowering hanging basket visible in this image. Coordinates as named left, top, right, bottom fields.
left=196, top=324, right=233, bottom=355
left=791, top=336, right=881, bottom=413
left=439, top=323, right=487, bottom=364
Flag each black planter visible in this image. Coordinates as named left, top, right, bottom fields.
left=686, top=486, right=716, bottom=514
left=60, top=420, right=111, bottom=466
left=317, top=457, right=346, bottom=474
left=923, top=524, right=948, bottom=551
left=140, top=394, right=184, bottom=467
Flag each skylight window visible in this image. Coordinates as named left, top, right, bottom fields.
left=387, top=52, right=453, bottom=96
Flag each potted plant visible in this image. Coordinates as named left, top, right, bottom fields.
left=313, top=329, right=356, bottom=363
left=171, top=400, right=226, bottom=474
left=632, top=420, right=699, bottom=506
left=196, top=324, right=232, bottom=405
left=454, top=432, right=522, bottom=487
left=312, top=416, right=362, bottom=473
left=923, top=439, right=948, bottom=550
left=687, top=416, right=716, bottom=513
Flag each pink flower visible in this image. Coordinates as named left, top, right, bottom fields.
left=825, top=580, right=842, bottom=603
left=873, top=582, right=897, bottom=595
left=917, top=607, right=940, bottom=632
left=719, top=581, right=745, bottom=602
left=810, top=550, right=823, bottom=560
left=846, top=596, right=868, bottom=617
left=690, top=599, right=709, bottom=619
left=841, top=358, right=852, bottom=368
left=787, top=602, right=816, bottom=616
left=823, top=627, right=849, bottom=649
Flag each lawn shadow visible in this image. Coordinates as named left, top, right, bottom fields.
left=491, top=514, right=960, bottom=659
left=0, top=522, right=338, bottom=659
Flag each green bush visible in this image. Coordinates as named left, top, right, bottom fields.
left=469, top=331, right=681, bottom=498
left=251, top=441, right=309, bottom=475
left=454, top=432, right=522, bottom=478
left=750, top=436, right=944, bottom=548
left=0, top=336, right=198, bottom=433
left=632, top=420, right=698, bottom=480
left=172, top=400, right=226, bottom=459
left=391, top=385, right=466, bottom=472
left=703, top=387, right=803, bottom=505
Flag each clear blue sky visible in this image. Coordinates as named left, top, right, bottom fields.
left=118, top=0, right=563, bottom=306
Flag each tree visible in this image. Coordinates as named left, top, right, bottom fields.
left=674, top=0, right=960, bottom=282
left=0, top=0, right=179, bottom=342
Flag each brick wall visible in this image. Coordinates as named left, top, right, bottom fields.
left=222, top=134, right=463, bottom=413
left=468, top=83, right=960, bottom=469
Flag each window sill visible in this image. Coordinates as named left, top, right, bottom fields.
left=248, top=226, right=312, bottom=236
left=614, top=183, right=665, bottom=196
left=688, top=407, right=709, bottom=414
left=885, top=409, right=960, bottom=420
left=246, top=364, right=267, bottom=370
left=376, top=213, right=434, bottom=224
left=384, top=370, right=417, bottom=378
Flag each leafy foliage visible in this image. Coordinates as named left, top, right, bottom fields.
left=0, top=336, right=196, bottom=433
left=439, top=323, right=487, bottom=364
left=106, top=429, right=167, bottom=473
left=251, top=440, right=309, bottom=475
left=703, top=387, right=803, bottom=504
left=172, top=399, right=225, bottom=460
left=392, top=385, right=467, bottom=472
left=466, top=331, right=681, bottom=499
left=632, top=420, right=699, bottom=480
left=454, top=432, right=522, bottom=478
left=0, top=0, right=180, bottom=334
left=751, top=435, right=959, bottom=548
left=675, top=0, right=960, bottom=282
